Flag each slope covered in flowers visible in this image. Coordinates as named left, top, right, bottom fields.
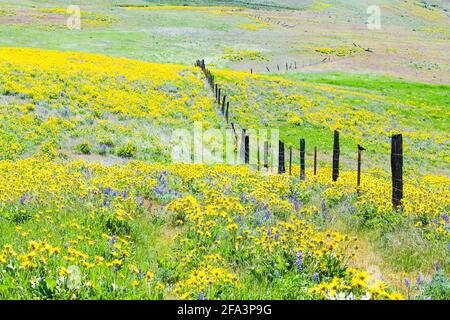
left=0, top=48, right=218, bottom=161
left=0, top=48, right=448, bottom=300
left=1, top=159, right=431, bottom=300
left=213, top=69, right=449, bottom=173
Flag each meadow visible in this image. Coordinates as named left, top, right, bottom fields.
left=0, top=1, right=448, bottom=300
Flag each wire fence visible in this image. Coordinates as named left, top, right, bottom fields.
left=193, top=58, right=446, bottom=210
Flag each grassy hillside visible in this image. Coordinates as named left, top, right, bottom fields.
left=0, top=1, right=448, bottom=84
left=0, top=1, right=448, bottom=301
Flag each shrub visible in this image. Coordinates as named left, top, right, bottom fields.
left=117, top=142, right=137, bottom=158
left=76, top=141, right=91, bottom=154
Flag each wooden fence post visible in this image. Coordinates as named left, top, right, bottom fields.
left=225, top=102, right=229, bottom=124
left=218, top=88, right=221, bottom=104
left=221, top=95, right=226, bottom=115
left=215, top=84, right=218, bottom=102
left=241, top=129, right=246, bottom=163
left=245, top=135, right=250, bottom=164
left=314, top=146, right=317, bottom=175
left=357, top=144, right=365, bottom=190
left=278, top=141, right=285, bottom=174
left=257, top=140, right=260, bottom=171
left=289, top=145, right=292, bottom=175
left=264, top=141, right=269, bottom=169
left=391, top=134, right=403, bottom=209
left=332, top=130, right=339, bottom=181
left=300, top=138, right=305, bottom=180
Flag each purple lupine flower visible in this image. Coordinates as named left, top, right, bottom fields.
left=434, top=261, right=440, bottom=272
left=198, top=292, right=204, bottom=300
left=265, top=208, right=270, bottom=220
left=104, top=187, right=111, bottom=195
left=147, top=201, right=153, bottom=211
left=110, top=235, right=116, bottom=244
left=64, top=243, right=69, bottom=249
left=381, top=275, right=386, bottom=282
left=267, top=228, right=272, bottom=236
left=19, top=194, right=26, bottom=205
left=102, top=198, right=108, bottom=207
left=321, top=199, right=327, bottom=216
left=294, top=201, right=300, bottom=212
left=295, top=251, right=303, bottom=267
left=241, top=194, right=247, bottom=202
left=311, top=273, right=319, bottom=281
left=138, top=197, right=145, bottom=206
left=122, top=191, right=127, bottom=198
left=274, top=234, right=279, bottom=241
left=237, top=215, right=242, bottom=224
left=417, top=274, right=424, bottom=285
left=442, top=212, right=449, bottom=224
left=404, top=278, right=410, bottom=288
left=155, top=186, right=164, bottom=195
left=112, top=190, right=117, bottom=197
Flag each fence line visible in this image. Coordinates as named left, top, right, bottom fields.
left=194, top=59, right=404, bottom=209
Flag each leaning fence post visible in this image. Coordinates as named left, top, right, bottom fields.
left=332, top=130, right=339, bottom=181
left=225, top=102, right=229, bottom=124
left=391, top=134, right=403, bottom=209
left=278, top=141, right=285, bottom=174
left=221, top=95, right=226, bottom=115
left=300, top=138, right=305, bottom=180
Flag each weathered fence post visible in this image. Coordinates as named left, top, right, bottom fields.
left=294, top=61, right=297, bottom=69
left=251, top=68, right=253, bottom=74
left=289, top=145, right=292, bottom=175
left=278, top=141, right=285, bottom=174
left=277, top=64, right=280, bottom=71
left=240, top=129, right=247, bottom=163
left=225, top=102, right=229, bottom=124
left=244, top=135, right=250, bottom=164
left=314, top=146, right=317, bottom=176
left=221, top=95, right=226, bottom=115
left=215, top=84, right=218, bottom=102
left=257, top=140, right=260, bottom=171
left=300, top=138, right=305, bottom=180
left=332, top=130, right=339, bottom=181
left=391, top=134, right=403, bottom=209
left=357, top=144, right=365, bottom=190
left=264, top=141, right=269, bottom=169
left=266, top=66, right=270, bottom=72
left=218, top=88, right=221, bottom=104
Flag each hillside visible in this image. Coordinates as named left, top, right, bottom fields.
left=0, top=1, right=448, bottom=301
